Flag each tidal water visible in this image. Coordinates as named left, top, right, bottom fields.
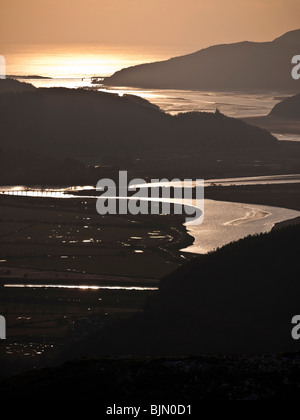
left=1, top=175, right=299, bottom=255
left=183, top=200, right=299, bottom=254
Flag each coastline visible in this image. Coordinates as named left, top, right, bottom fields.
left=1, top=182, right=299, bottom=265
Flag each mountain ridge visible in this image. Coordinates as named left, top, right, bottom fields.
left=104, top=29, right=300, bottom=91
left=273, top=28, right=300, bottom=44
left=0, top=79, right=277, bottom=162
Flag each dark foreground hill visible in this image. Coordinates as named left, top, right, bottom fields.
left=1, top=353, right=300, bottom=401
left=64, top=224, right=300, bottom=357
left=0, top=78, right=36, bottom=94
left=0, top=79, right=277, bottom=163
left=1, top=226, right=299, bottom=400
left=104, top=29, right=300, bottom=91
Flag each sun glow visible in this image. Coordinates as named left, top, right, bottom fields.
left=2, top=44, right=181, bottom=79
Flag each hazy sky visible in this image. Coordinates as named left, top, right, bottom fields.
left=1, top=0, right=300, bottom=48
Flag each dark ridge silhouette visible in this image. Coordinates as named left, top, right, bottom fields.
left=270, top=93, right=300, bottom=119
left=66, top=225, right=300, bottom=357
left=0, top=80, right=277, bottom=163
left=0, top=78, right=36, bottom=94
left=104, top=29, right=300, bottom=91
left=273, top=28, right=300, bottom=44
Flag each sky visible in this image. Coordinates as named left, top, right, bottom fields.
left=1, top=0, right=299, bottom=49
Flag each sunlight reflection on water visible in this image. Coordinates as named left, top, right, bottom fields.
left=4, top=284, right=158, bottom=291
left=1, top=175, right=299, bottom=255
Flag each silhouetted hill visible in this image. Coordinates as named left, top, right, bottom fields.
left=70, top=225, right=300, bottom=356
left=7, top=75, right=51, bottom=80
left=0, top=80, right=277, bottom=162
left=104, top=30, right=300, bottom=91
left=242, top=93, right=300, bottom=134
left=274, top=28, right=300, bottom=44
left=0, top=78, right=36, bottom=94
left=270, top=93, right=300, bottom=119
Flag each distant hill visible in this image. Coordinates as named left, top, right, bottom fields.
left=270, top=93, right=300, bottom=119
left=242, top=93, right=300, bottom=134
left=104, top=29, right=300, bottom=91
left=7, top=75, right=51, bottom=80
left=0, top=79, right=277, bottom=162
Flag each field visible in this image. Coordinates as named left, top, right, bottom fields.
left=0, top=194, right=192, bottom=375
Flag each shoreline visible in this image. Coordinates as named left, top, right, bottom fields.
left=0, top=265, right=159, bottom=288
left=273, top=216, right=300, bottom=230
left=181, top=183, right=300, bottom=254
left=1, top=183, right=299, bottom=262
